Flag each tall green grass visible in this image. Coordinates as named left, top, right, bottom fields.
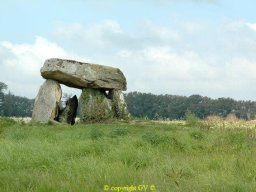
left=0, top=118, right=255, bottom=191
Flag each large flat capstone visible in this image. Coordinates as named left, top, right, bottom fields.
left=41, top=58, right=127, bottom=90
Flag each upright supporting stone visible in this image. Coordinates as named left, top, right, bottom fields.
left=32, top=80, right=62, bottom=123
left=110, top=90, right=129, bottom=119
left=79, top=88, right=113, bottom=122
left=32, top=58, right=129, bottom=124
left=58, top=95, right=78, bottom=125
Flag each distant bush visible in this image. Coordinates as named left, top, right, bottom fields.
left=226, top=113, right=239, bottom=123
left=185, top=111, right=199, bottom=126
left=206, top=115, right=223, bottom=122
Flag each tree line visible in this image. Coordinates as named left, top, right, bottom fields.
left=0, top=82, right=34, bottom=117
left=1, top=81, right=256, bottom=120
left=124, top=92, right=256, bottom=120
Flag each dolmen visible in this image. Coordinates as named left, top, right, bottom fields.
left=32, top=58, right=129, bottom=124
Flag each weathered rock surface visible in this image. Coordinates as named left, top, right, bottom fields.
left=32, top=80, right=62, bottom=123
left=32, top=58, right=129, bottom=124
left=58, top=95, right=78, bottom=125
left=110, top=90, right=129, bottom=119
left=41, top=58, right=127, bottom=90
left=79, top=88, right=113, bottom=122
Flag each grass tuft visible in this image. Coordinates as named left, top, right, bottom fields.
left=0, top=118, right=255, bottom=191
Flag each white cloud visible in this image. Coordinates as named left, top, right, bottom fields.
left=226, top=58, right=256, bottom=81
left=88, top=20, right=256, bottom=100
left=2, top=19, right=256, bottom=100
left=115, top=46, right=221, bottom=96
left=55, top=20, right=181, bottom=51
left=0, top=36, right=89, bottom=98
left=142, top=21, right=181, bottom=42
left=55, top=21, right=130, bottom=49
left=246, top=22, right=256, bottom=31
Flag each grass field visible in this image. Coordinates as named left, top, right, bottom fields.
left=0, top=117, right=256, bottom=192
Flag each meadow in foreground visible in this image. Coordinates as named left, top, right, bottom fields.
left=0, top=117, right=256, bottom=192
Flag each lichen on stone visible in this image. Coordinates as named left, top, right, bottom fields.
left=79, top=88, right=113, bottom=123
left=111, top=90, right=129, bottom=119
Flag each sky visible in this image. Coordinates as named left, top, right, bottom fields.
left=1, top=0, right=256, bottom=100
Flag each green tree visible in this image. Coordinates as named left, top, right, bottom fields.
left=3, top=91, right=34, bottom=117
left=125, top=91, right=256, bottom=120
left=185, top=111, right=199, bottom=126
left=0, top=82, right=7, bottom=115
